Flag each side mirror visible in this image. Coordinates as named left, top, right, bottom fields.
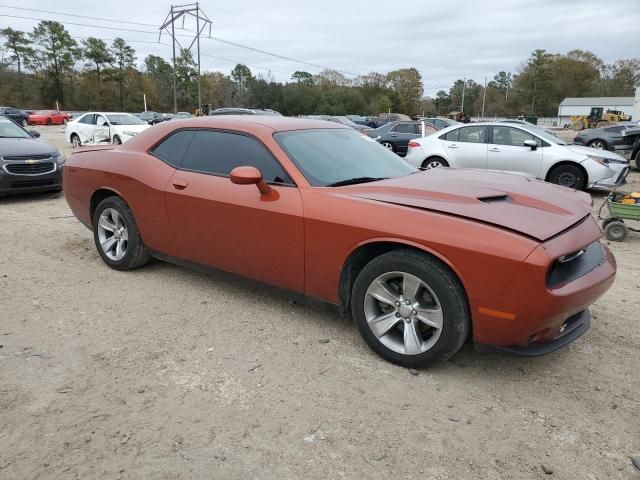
left=30, top=130, right=40, bottom=138
left=229, top=166, right=272, bottom=195
left=523, top=139, right=537, bottom=150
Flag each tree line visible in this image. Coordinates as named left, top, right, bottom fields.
left=1, top=21, right=638, bottom=117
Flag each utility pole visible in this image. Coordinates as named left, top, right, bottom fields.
left=481, top=77, right=487, bottom=119
left=159, top=3, right=212, bottom=113
left=461, top=77, right=466, bottom=113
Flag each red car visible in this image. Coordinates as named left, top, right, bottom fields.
left=28, top=110, right=72, bottom=126
left=63, top=117, right=616, bottom=367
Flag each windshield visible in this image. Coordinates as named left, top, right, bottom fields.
left=106, top=114, right=146, bottom=125
left=274, top=128, right=417, bottom=186
left=35, top=110, right=50, bottom=115
left=525, top=125, right=566, bottom=145
left=332, top=116, right=359, bottom=127
left=0, top=116, right=31, bottom=138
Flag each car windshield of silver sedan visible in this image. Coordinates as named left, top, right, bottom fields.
left=0, top=116, right=31, bottom=138
left=106, top=114, right=146, bottom=125
left=275, top=128, right=417, bottom=186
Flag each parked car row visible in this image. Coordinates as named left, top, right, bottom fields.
left=573, top=122, right=640, bottom=168
left=0, top=106, right=74, bottom=126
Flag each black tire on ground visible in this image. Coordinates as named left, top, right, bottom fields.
left=113, top=135, right=122, bottom=145
left=587, top=139, right=607, bottom=150
left=548, top=164, right=587, bottom=190
left=381, top=141, right=395, bottom=152
left=421, top=157, right=450, bottom=169
left=350, top=249, right=470, bottom=368
left=604, top=221, right=628, bottom=242
left=92, top=196, right=151, bottom=271
left=46, top=118, right=52, bottom=126
left=71, top=134, right=81, bottom=148
left=601, top=217, right=618, bottom=231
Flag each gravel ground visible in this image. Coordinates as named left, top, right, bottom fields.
left=0, top=126, right=639, bottom=480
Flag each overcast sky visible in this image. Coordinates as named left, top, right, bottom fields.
left=1, top=0, right=638, bottom=96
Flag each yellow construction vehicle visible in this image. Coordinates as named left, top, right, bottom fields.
left=570, top=107, right=631, bottom=131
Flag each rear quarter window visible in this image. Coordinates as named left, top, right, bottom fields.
left=151, top=130, right=195, bottom=168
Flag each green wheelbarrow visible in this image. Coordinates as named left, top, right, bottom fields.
left=598, top=191, right=640, bottom=242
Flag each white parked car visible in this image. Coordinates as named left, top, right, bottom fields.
left=405, top=122, right=630, bottom=190
left=66, top=112, right=150, bottom=148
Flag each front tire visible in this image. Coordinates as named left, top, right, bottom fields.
left=351, top=250, right=469, bottom=368
left=92, top=197, right=151, bottom=271
left=548, top=164, right=587, bottom=190
left=422, top=157, right=449, bottom=169
left=70, top=134, right=81, bottom=148
left=112, top=135, right=122, bottom=145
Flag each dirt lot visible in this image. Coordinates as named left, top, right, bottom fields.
left=1, top=126, right=639, bottom=479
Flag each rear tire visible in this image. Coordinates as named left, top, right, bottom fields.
left=604, top=221, right=628, bottom=242
left=92, top=196, right=151, bottom=271
left=587, top=139, right=607, bottom=150
left=548, top=164, right=587, bottom=190
left=113, top=135, right=122, bottom=145
left=381, top=141, right=395, bottom=152
left=421, top=157, right=449, bottom=169
left=351, top=249, right=469, bottom=368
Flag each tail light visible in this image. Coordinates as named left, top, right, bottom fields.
left=408, top=141, right=421, bottom=149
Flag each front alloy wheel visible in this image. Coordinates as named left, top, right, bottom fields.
left=351, top=250, right=469, bottom=368
left=364, top=271, right=443, bottom=355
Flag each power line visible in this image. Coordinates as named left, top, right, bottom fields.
left=0, top=6, right=359, bottom=76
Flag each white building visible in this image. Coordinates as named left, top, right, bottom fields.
left=557, top=95, right=635, bottom=125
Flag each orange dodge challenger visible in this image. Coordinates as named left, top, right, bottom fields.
left=63, top=116, right=616, bottom=367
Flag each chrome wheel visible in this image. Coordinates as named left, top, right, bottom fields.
left=381, top=142, right=394, bottom=151
left=425, top=160, right=443, bottom=169
left=364, top=271, right=443, bottom=355
left=71, top=135, right=81, bottom=148
left=589, top=140, right=605, bottom=150
left=97, top=208, right=128, bottom=261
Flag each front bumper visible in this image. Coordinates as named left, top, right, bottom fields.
left=588, top=165, right=630, bottom=190
left=491, top=309, right=590, bottom=356
left=471, top=216, right=616, bottom=353
left=0, top=165, right=63, bottom=196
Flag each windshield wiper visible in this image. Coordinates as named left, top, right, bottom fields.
left=327, top=177, right=387, bottom=187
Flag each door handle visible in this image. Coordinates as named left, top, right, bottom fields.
left=448, top=144, right=458, bottom=149
left=489, top=148, right=500, bottom=152
left=172, top=179, right=188, bottom=190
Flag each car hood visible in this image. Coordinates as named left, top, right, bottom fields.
left=0, top=137, right=58, bottom=157
left=565, top=144, right=626, bottom=161
left=338, top=168, right=593, bottom=242
left=112, top=124, right=150, bottom=133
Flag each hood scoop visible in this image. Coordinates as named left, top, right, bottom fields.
left=478, top=194, right=511, bottom=204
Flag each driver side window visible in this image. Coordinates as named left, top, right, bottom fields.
left=96, top=116, right=108, bottom=127
left=81, top=114, right=97, bottom=125
left=492, top=126, right=541, bottom=147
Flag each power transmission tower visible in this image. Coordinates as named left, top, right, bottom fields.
left=159, top=3, right=212, bottom=113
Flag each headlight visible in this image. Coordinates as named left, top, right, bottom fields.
left=588, top=155, right=628, bottom=166
left=54, top=149, right=66, bottom=165
left=121, top=130, right=137, bottom=137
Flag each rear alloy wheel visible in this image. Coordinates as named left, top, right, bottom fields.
left=93, top=197, right=151, bottom=270
left=604, top=221, right=628, bottom=242
left=351, top=250, right=469, bottom=368
left=381, top=141, right=395, bottom=152
left=71, top=134, right=81, bottom=148
left=422, top=157, right=449, bottom=169
left=548, top=164, right=586, bottom=190
left=587, top=139, right=607, bottom=150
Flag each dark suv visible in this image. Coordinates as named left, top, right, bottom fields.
left=0, top=106, right=29, bottom=127
left=0, top=115, right=64, bottom=196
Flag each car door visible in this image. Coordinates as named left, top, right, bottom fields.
left=388, top=123, right=419, bottom=155
left=164, top=129, right=305, bottom=292
left=440, top=125, right=488, bottom=168
left=76, top=114, right=96, bottom=144
left=93, top=115, right=111, bottom=143
left=487, top=126, right=543, bottom=178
